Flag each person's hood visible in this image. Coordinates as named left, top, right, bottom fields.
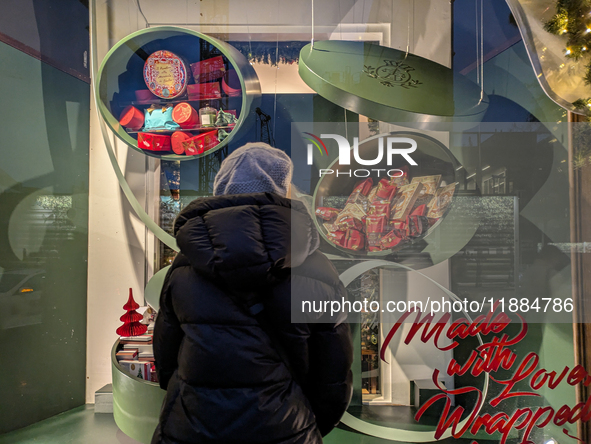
left=173, top=193, right=319, bottom=291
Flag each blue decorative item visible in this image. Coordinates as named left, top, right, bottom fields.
left=143, top=105, right=180, bottom=130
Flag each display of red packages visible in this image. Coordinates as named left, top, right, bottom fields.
left=172, top=103, right=199, bottom=128
left=405, top=215, right=429, bottom=238
left=181, top=131, right=219, bottom=156
left=380, top=230, right=405, bottom=249
left=137, top=132, right=172, bottom=152
left=171, top=131, right=193, bottom=155
left=119, top=105, right=144, bottom=130
left=190, top=56, right=226, bottom=82
left=374, top=179, right=397, bottom=203
left=327, top=230, right=346, bottom=246
left=366, top=215, right=387, bottom=233
left=367, top=186, right=378, bottom=203
left=187, top=82, right=222, bottom=100
left=390, top=182, right=424, bottom=221
left=411, top=204, right=427, bottom=216
left=427, top=183, right=457, bottom=218
left=344, top=229, right=365, bottom=250
left=315, top=207, right=340, bottom=221
left=411, top=175, right=441, bottom=196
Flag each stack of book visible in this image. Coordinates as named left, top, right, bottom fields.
left=116, top=326, right=158, bottom=382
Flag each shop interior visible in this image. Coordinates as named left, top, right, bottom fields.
left=0, top=0, right=584, bottom=443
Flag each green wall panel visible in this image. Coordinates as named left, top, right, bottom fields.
left=0, top=41, right=89, bottom=434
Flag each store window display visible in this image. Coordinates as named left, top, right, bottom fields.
left=0, top=0, right=589, bottom=444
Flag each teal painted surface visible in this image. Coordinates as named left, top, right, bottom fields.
left=0, top=42, right=89, bottom=433
left=112, top=342, right=165, bottom=444
left=0, top=405, right=140, bottom=444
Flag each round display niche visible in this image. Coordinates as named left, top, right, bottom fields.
left=312, top=132, right=461, bottom=259
left=97, top=26, right=261, bottom=161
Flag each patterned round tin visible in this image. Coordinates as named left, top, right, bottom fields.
left=143, top=50, right=187, bottom=99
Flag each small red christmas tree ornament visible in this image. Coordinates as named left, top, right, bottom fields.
left=116, top=288, right=147, bottom=337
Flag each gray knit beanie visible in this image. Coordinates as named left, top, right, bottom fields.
left=213, top=143, right=293, bottom=197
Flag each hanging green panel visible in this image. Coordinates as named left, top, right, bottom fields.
left=298, top=41, right=488, bottom=123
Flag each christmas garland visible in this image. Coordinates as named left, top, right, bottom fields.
left=543, top=0, right=591, bottom=117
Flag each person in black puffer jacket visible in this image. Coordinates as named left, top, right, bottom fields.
left=152, top=143, right=353, bottom=444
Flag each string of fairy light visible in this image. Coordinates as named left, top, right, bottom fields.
left=543, top=0, right=591, bottom=111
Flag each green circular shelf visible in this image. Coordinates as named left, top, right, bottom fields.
left=299, top=41, right=488, bottom=123
left=312, top=131, right=461, bottom=259
left=97, top=26, right=261, bottom=161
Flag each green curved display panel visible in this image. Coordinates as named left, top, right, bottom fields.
left=111, top=341, right=165, bottom=444
left=299, top=41, right=488, bottom=124
left=97, top=26, right=261, bottom=161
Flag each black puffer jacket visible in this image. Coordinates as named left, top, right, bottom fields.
left=152, top=193, right=353, bottom=444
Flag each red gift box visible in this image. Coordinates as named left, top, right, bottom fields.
left=171, top=131, right=193, bottom=155
left=187, top=82, right=222, bottom=100
left=172, top=103, right=199, bottom=128
left=134, top=89, right=158, bottom=104
left=411, top=204, right=427, bottom=216
left=137, top=133, right=171, bottom=152
left=190, top=56, right=226, bottom=83
left=368, top=203, right=389, bottom=217
left=366, top=215, right=386, bottom=233
left=352, top=178, right=373, bottom=196
left=119, top=106, right=144, bottom=130
left=344, top=229, right=365, bottom=251
left=181, top=131, right=219, bottom=156
left=222, top=70, right=241, bottom=97
left=405, top=215, right=429, bottom=238
left=380, top=231, right=404, bottom=250
left=374, top=179, right=397, bottom=202
left=315, top=207, right=340, bottom=221
left=327, top=230, right=346, bottom=247
left=336, top=216, right=364, bottom=232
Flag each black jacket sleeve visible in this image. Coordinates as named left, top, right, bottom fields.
left=153, top=268, right=184, bottom=390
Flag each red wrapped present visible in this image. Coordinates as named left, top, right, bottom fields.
left=181, top=131, right=219, bottom=156
left=171, top=131, right=193, bottom=155
left=327, top=230, right=346, bottom=246
left=137, top=133, right=171, bottom=152
left=336, top=216, right=363, bottom=232
left=187, top=82, right=222, bottom=100
left=405, top=215, right=429, bottom=238
left=119, top=105, right=144, bottom=130
left=222, top=70, right=242, bottom=97
left=353, top=178, right=373, bottom=196
left=344, top=229, right=365, bottom=251
left=134, top=89, right=158, bottom=104
left=411, top=204, right=427, bottom=216
left=380, top=231, right=405, bottom=250
left=374, top=179, right=397, bottom=203
left=368, top=203, right=390, bottom=217
left=366, top=215, right=387, bottom=233
left=315, top=207, right=340, bottom=221
left=190, top=56, right=226, bottom=82
left=172, top=103, right=199, bottom=128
